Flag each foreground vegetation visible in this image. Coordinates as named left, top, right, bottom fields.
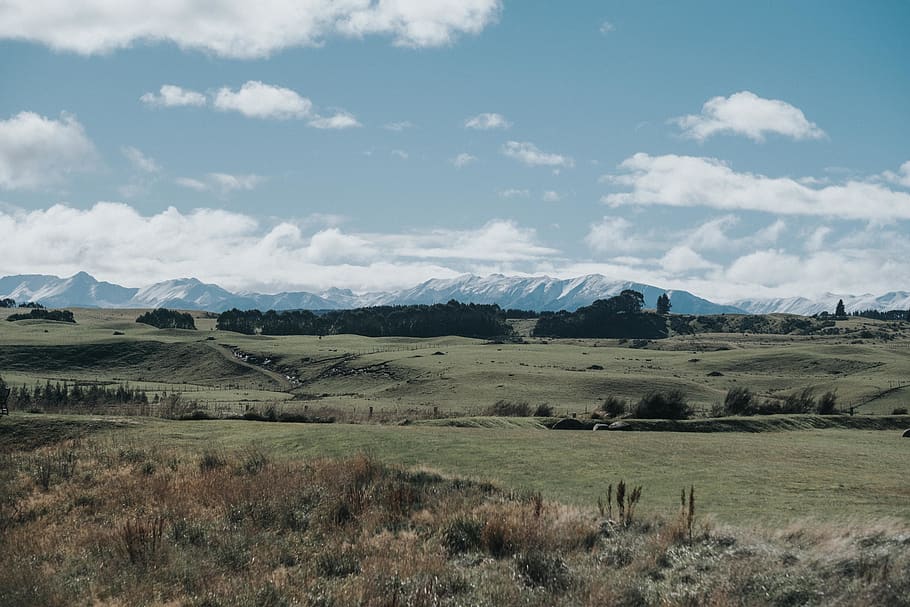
left=2, top=423, right=908, bottom=606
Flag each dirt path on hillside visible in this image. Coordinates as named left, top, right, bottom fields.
left=203, top=341, right=294, bottom=391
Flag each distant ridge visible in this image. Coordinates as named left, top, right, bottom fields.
left=0, top=271, right=906, bottom=315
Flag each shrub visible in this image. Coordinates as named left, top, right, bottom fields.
left=118, top=515, right=166, bottom=566
left=484, top=400, right=532, bottom=417
left=442, top=517, right=484, bottom=555
left=534, top=402, right=554, bottom=417
left=817, top=390, right=838, bottom=415
left=723, top=386, right=754, bottom=415
left=515, top=550, right=571, bottom=592
left=632, top=390, right=691, bottom=420
left=892, top=407, right=908, bottom=415
left=783, top=387, right=815, bottom=413
left=602, top=395, right=627, bottom=417
left=199, top=449, right=226, bottom=474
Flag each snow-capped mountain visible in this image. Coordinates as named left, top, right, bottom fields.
left=362, top=274, right=745, bottom=314
left=0, top=272, right=137, bottom=308
left=733, top=292, right=910, bottom=316
left=1, top=271, right=906, bottom=315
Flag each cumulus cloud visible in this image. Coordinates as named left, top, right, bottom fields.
left=502, top=141, right=573, bottom=168
left=452, top=153, right=477, bottom=168
left=603, top=153, right=910, bottom=220
left=121, top=146, right=160, bottom=173
left=140, top=85, right=206, bottom=108
left=176, top=173, right=263, bottom=195
left=673, top=91, right=825, bottom=142
left=0, top=0, right=502, bottom=58
left=0, top=111, right=97, bottom=190
left=660, top=246, right=718, bottom=273
left=599, top=21, right=615, bottom=34
left=308, top=111, right=361, bottom=129
left=880, top=161, right=910, bottom=188
left=0, top=204, right=556, bottom=293
left=214, top=81, right=313, bottom=119
left=542, top=190, right=561, bottom=202
left=465, top=112, right=511, bottom=130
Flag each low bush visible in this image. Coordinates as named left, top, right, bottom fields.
left=485, top=400, right=533, bottom=417
left=602, top=395, right=628, bottom=417
left=632, top=390, right=692, bottom=420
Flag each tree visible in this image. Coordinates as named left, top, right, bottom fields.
left=835, top=299, right=846, bottom=318
left=0, top=374, right=9, bottom=410
left=656, top=293, right=672, bottom=315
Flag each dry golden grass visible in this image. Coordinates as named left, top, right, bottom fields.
left=2, top=435, right=909, bottom=606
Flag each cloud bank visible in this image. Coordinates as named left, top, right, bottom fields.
left=603, top=153, right=910, bottom=220
left=0, top=0, right=502, bottom=58
left=0, top=112, right=97, bottom=190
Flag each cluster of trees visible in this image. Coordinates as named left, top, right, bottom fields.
left=2, top=380, right=150, bottom=410
left=136, top=308, right=196, bottom=330
left=0, top=299, right=46, bottom=309
left=217, top=300, right=513, bottom=339
left=6, top=308, right=75, bottom=323
left=721, top=386, right=837, bottom=416
left=849, top=309, right=910, bottom=321
left=532, top=290, right=668, bottom=339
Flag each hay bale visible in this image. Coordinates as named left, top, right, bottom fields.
left=552, top=418, right=586, bottom=430
left=608, top=421, right=631, bottom=431
left=902, top=428, right=910, bottom=438
left=592, top=423, right=610, bottom=431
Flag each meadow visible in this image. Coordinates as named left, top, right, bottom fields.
left=1, top=307, right=909, bottom=605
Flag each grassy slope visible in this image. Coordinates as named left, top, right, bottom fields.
left=5, top=413, right=906, bottom=525
left=3, top=307, right=909, bottom=416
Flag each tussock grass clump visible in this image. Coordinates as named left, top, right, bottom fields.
left=1, top=437, right=909, bottom=606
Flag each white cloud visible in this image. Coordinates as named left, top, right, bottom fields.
left=0, top=204, right=556, bottom=293
left=308, top=111, right=361, bottom=129
left=805, top=226, right=832, bottom=252
left=392, top=150, right=409, bottom=160
left=214, top=81, right=313, bottom=119
left=502, top=141, right=573, bottom=168
left=0, top=0, right=502, bottom=58
left=121, top=146, right=160, bottom=173
left=584, top=217, right=638, bottom=254
left=881, top=161, right=910, bottom=188
left=452, top=153, right=477, bottom=168
left=383, top=121, right=414, bottom=131
left=0, top=111, right=97, bottom=190
left=684, top=215, right=785, bottom=251
left=542, top=190, right=561, bottom=202
left=673, top=91, right=825, bottom=142
left=660, top=246, right=718, bottom=273
left=465, top=112, right=511, bottom=130
left=599, top=21, right=615, bottom=34
left=604, top=153, right=910, bottom=220
left=140, top=85, right=206, bottom=108
left=176, top=172, right=263, bottom=194
left=499, top=189, right=530, bottom=199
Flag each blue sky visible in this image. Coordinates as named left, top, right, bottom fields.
left=1, top=1, right=908, bottom=301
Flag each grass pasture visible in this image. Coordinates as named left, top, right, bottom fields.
left=3, top=309, right=910, bottom=604
left=2, top=307, right=909, bottom=417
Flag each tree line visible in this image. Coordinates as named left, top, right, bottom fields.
left=532, top=290, right=669, bottom=339
left=6, top=308, right=75, bottom=323
left=136, top=308, right=196, bottom=330
left=216, top=300, right=514, bottom=339
left=1, top=379, right=150, bottom=410
left=0, top=298, right=44, bottom=309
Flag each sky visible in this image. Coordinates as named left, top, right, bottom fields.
left=1, top=0, right=908, bottom=302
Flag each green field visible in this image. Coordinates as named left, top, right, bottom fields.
left=3, top=309, right=910, bottom=605
left=2, top=307, right=909, bottom=417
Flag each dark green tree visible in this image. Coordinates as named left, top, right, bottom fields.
left=835, top=299, right=846, bottom=317
left=656, top=293, right=671, bottom=315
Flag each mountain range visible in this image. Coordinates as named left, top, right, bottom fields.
left=1, top=272, right=908, bottom=316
